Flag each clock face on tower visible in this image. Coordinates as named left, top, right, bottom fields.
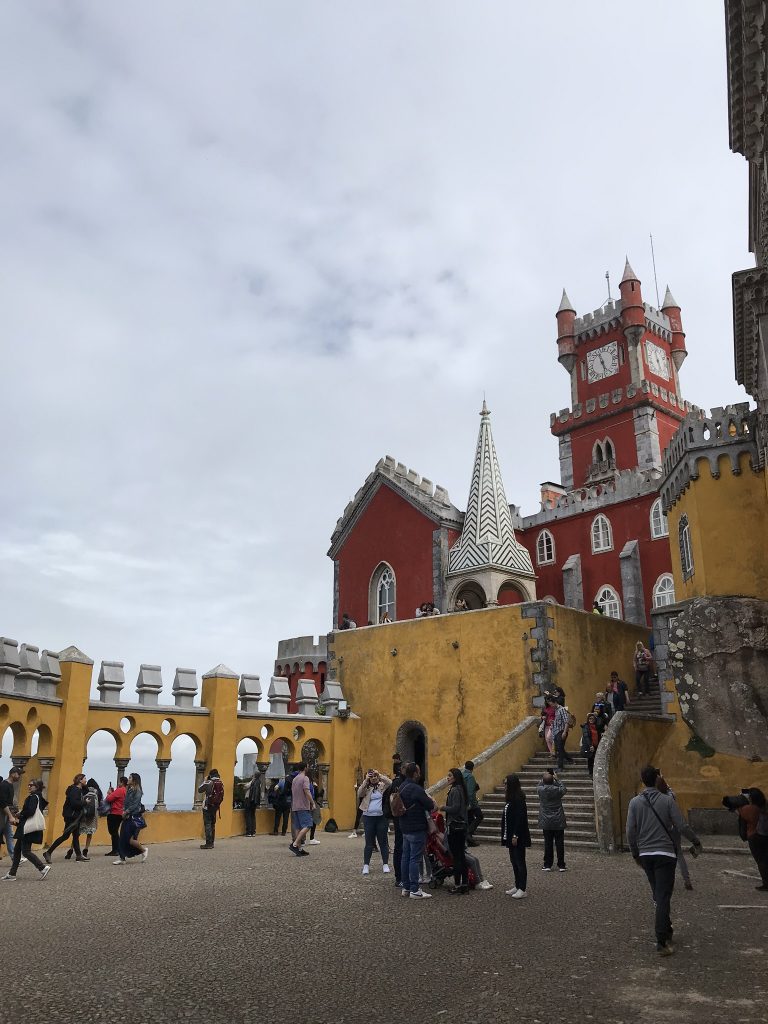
left=645, top=341, right=669, bottom=380
left=586, top=341, right=619, bottom=383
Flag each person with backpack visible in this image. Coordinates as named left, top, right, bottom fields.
left=553, top=704, right=574, bottom=770
left=393, top=761, right=436, bottom=900
left=634, top=642, right=653, bottom=696
left=72, top=779, right=102, bottom=859
left=626, top=765, right=701, bottom=956
left=1, top=778, right=51, bottom=881
left=44, top=773, right=87, bottom=863
left=198, top=768, right=225, bottom=850
left=736, top=788, right=768, bottom=891
left=384, top=760, right=406, bottom=887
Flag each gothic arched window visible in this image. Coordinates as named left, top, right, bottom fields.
left=369, top=563, right=396, bottom=623
left=652, top=574, right=675, bottom=608
left=595, top=585, right=621, bottom=619
left=536, top=529, right=555, bottom=565
left=591, top=514, right=613, bottom=553
left=679, top=514, right=694, bottom=581
left=650, top=498, right=668, bottom=539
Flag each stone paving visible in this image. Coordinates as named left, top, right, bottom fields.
left=5, top=833, right=767, bottom=1024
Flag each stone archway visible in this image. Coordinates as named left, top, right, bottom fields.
left=395, top=720, right=428, bottom=784
left=452, top=581, right=486, bottom=610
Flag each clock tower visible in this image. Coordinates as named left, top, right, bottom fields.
left=552, top=259, right=688, bottom=489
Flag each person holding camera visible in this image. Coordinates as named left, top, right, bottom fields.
left=626, top=765, right=701, bottom=957
left=724, top=788, right=768, bottom=890
left=357, top=768, right=391, bottom=875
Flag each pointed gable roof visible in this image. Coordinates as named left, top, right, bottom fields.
left=620, top=257, right=639, bottom=284
left=447, top=402, right=535, bottom=578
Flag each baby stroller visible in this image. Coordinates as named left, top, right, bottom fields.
left=424, top=811, right=477, bottom=889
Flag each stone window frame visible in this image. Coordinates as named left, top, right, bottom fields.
left=369, top=562, right=396, bottom=624
left=591, top=513, right=613, bottom=553
left=595, top=584, right=621, bottom=619
left=649, top=498, right=669, bottom=540
left=678, top=514, right=694, bottom=581
left=652, top=573, right=676, bottom=608
left=536, top=528, right=555, bottom=566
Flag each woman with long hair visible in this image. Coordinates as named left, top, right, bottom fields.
left=114, top=773, right=148, bottom=865
left=442, top=768, right=469, bottom=894
left=501, top=773, right=531, bottom=900
left=2, top=779, right=51, bottom=881
left=540, top=697, right=557, bottom=758
left=739, top=788, right=768, bottom=890
left=67, top=777, right=102, bottom=860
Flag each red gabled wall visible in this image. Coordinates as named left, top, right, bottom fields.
left=335, top=484, right=441, bottom=627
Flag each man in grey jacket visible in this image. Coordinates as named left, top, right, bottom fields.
left=626, top=765, right=702, bottom=957
left=538, top=771, right=567, bottom=871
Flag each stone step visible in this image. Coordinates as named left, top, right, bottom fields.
left=473, top=833, right=599, bottom=849
left=484, top=796, right=595, bottom=810
left=480, top=809, right=595, bottom=823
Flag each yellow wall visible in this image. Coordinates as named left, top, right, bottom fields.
left=330, top=603, right=648, bottom=788
left=667, top=451, right=768, bottom=600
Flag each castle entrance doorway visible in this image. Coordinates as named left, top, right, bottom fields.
left=395, top=720, right=428, bottom=784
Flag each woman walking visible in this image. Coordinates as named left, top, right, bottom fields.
left=738, top=788, right=768, bottom=891
left=540, top=697, right=557, bottom=758
left=442, top=768, right=470, bottom=894
left=501, top=774, right=531, bottom=900
left=114, top=773, right=148, bottom=865
left=2, top=779, right=51, bottom=881
left=580, top=714, right=602, bottom=778
left=67, top=778, right=101, bottom=860
left=357, top=769, right=391, bottom=875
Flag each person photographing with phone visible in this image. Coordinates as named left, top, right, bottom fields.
left=357, top=768, right=391, bottom=875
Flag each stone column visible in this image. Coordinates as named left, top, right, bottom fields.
left=154, top=759, right=171, bottom=811
left=194, top=761, right=207, bottom=809
left=317, top=763, right=330, bottom=806
left=11, top=756, right=30, bottom=804
left=114, top=757, right=130, bottom=787
left=38, top=758, right=55, bottom=805
left=257, top=762, right=269, bottom=807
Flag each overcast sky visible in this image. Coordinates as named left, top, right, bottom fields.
left=0, top=3, right=747, bottom=786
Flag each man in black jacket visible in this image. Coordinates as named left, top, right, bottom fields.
left=44, top=773, right=87, bottom=863
left=398, top=762, right=436, bottom=899
left=0, top=766, right=21, bottom=859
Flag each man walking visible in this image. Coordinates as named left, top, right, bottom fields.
left=553, top=703, right=574, bottom=769
left=462, top=761, right=483, bottom=846
left=243, top=771, right=261, bottom=837
left=44, top=773, right=87, bottom=863
left=0, top=766, right=21, bottom=859
left=626, top=765, right=702, bottom=956
left=398, top=762, right=436, bottom=900
left=289, top=762, right=315, bottom=856
left=198, top=768, right=224, bottom=850
left=538, top=770, right=567, bottom=872
left=608, top=671, right=630, bottom=712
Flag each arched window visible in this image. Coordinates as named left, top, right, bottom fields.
left=594, top=442, right=604, bottom=462
left=591, top=514, right=613, bottom=553
left=605, top=439, right=614, bottom=461
left=652, top=574, right=675, bottom=608
left=536, top=529, right=555, bottom=565
left=679, top=514, right=694, bottom=580
left=650, top=498, right=668, bottom=539
left=370, top=563, right=396, bottom=623
left=595, top=585, right=621, bottom=619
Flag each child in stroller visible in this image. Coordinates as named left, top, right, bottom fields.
left=424, top=811, right=492, bottom=890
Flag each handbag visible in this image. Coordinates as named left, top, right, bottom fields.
left=23, top=796, right=46, bottom=835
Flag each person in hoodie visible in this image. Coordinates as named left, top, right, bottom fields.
left=626, top=765, right=701, bottom=957
left=537, top=770, right=567, bottom=872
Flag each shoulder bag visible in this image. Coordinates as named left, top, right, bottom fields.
left=24, top=796, right=46, bottom=835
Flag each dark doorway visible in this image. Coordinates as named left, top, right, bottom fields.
left=395, top=720, right=428, bottom=784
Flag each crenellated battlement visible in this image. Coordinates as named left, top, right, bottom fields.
left=661, top=403, right=761, bottom=511
left=550, top=379, right=699, bottom=432
left=571, top=299, right=671, bottom=343
left=521, top=466, right=663, bottom=527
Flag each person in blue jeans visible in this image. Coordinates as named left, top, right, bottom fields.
left=397, top=762, right=436, bottom=900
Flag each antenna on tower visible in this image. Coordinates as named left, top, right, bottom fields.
left=605, top=270, right=611, bottom=302
left=650, top=233, right=660, bottom=307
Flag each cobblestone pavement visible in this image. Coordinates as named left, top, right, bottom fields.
left=5, top=834, right=767, bottom=1024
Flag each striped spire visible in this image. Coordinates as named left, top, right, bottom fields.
left=447, top=402, right=534, bottom=577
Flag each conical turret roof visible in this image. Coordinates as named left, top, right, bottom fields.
left=661, top=285, right=678, bottom=309
left=447, top=403, right=534, bottom=578
left=557, top=288, right=575, bottom=313
left=620, top=257, right=640, bottom=284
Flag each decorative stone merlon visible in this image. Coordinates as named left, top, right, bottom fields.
left=238, top=674, right=262, bottom=713
left=0, top=638, right=20, bottom=691
left=267, top=676, right=291, bottom=714
left=98, top=661, right=125, bottom=705
left=15, top=643, right=42, bottom=696
left=39, top=650, right=61, bottom=699
left=295, top=679, right=319, bottom=716
left=318, top=679, right=345, bottom=716
left=57, top=645, right=94, bottom=666
left=202, top=664, right=239, bottom=680
left=136, top=664, right=163, bottom=706
left=173, top=669, right=198, bottom=708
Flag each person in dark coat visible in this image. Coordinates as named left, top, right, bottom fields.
left=243, top=772, right=262, bottom=837
left=44, top=773, right=86, bottom=863
left=538, top=770, right=567, bottom=871
left=2, top=779, right=50, bottom=880
left=501, top=773, right=531, bottom=899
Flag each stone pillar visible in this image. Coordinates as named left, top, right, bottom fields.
left=201, top=665, right=239, bottom=837
left=136, top=664, right=163, bottom=706
left=38, top=758, right=55, bottom=805
left=194, top=761, right=207, bottom=809
left=98, top=661, right=125, bottom=704
left=15, top=644, right=42, bottom=697
left=317, top=762, right=330, bottom=806
left=257, top=762, right=269, bottom=807
left=114, top=757, right=130, bottom=787
left=173, top=669, right=198, bottom=708
left=295, top=678, right=319, bottom=716
left=561, top=553, right=584, bottom=610
left=239, top=674, right=262, bottom=712
left=154, top=759, right=171, bottom=811
left=39, top=650, right=61, bottom=700
left=267, top=676, right=291, bottom=715
left=11, top=756, right=30, bottom=803
left=619, top=539, right=647, bottom=625
left=319, top=679, right=345, bottom=717
left=0, top=638, right=20, bottom=692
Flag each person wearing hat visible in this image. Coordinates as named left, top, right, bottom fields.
left=0, top=766, right=22, bottom=858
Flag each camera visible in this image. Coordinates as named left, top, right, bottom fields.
left=722, top=792, right=749, bottom=811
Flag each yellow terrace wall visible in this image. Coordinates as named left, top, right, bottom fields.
left=666, top=451, right=768, bottom=601
left=330, top=602, right=648, bottom=786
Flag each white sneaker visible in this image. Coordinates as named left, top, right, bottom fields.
left=383, top=864, right=391, bottom=874
left=505, top=887, right=518, bottom=896
left=1, top=874, right=16, bottom=881
left=542, top=866, right=552, bottom=872
left=141, top=848, right=149, bottom=862
left=308, top=839, right=320, bottom=845
left=113, top=859, right=126, bottom=865
left=511, top=889, right=528, bottom=899
left=40, top=865, right=51, bottom=880
left=558, top=867, right=566, bottom=872
left=20, top=857, right=27, bottom=864
left=348, top=832, right=358, bottom=839
left=362, top=865, right=370, bottom=875
left=477, top=879, right=493, bottom=890
left=410, top=889, right=433, bottom=900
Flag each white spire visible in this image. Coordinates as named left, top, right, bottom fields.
left=558, top=288, right=575, bottom=313
left=447, top=403, right=534, bottom=577
left=662, top=285, right=678, bottom=309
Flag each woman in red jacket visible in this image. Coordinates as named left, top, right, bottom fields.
left=104, top=776, right=128, bottom=857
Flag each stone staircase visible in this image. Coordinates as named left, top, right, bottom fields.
left=474, top=751, right=599, bottom=850
left=624, top=677, right=664, bottom=716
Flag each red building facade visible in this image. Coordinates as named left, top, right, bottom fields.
left=327, top=262, right=696, bottom=628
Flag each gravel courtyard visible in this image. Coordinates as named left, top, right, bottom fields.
left=6, top=833, right=766, bottom=1024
